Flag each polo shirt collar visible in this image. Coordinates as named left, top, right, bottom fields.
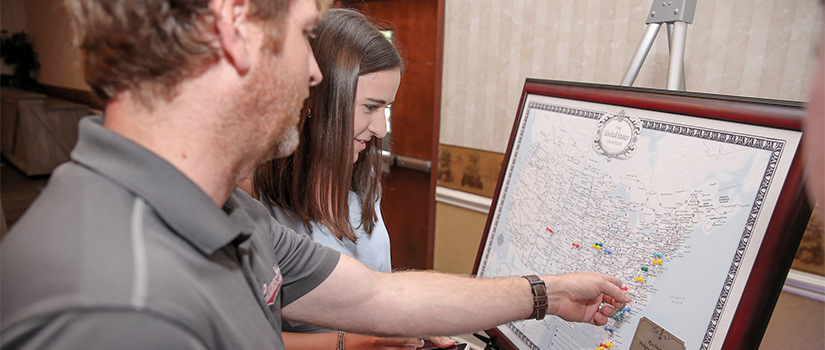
left=70, top=116, right=251, bottom=255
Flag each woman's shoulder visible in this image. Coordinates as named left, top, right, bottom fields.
left=260, top=201, right=311, bottom=236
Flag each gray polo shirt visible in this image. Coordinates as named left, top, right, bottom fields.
left=0, top=116, right=340, bottom=349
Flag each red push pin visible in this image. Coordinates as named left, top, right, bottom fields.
left=572, top=243, right=580, bottom=248
left=620, top=286, right=628, bottom=291
left=546, top=227, right=553, bottom=232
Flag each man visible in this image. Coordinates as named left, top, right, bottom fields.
left=0, top=0, right=630, bottom=349
left=804, top=11, right=824, bottom=217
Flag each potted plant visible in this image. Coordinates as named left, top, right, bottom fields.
left=1, top=30, right=41, bottom=90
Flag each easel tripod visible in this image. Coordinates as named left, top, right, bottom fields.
left=620, top=0, right=697, bottom=91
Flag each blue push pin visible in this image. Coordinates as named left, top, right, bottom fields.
left=605, top=249, right=613, bottom=254
left=623, top=307, right=631, bottom=312
left=604, top=327, right=614, bottom=333
left=653, top=252, right=663, bottom=258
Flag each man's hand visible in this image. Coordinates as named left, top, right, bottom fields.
left=543, top=271, right=631, bottom=325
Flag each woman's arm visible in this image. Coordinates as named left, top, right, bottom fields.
left=282, top=331, right=425, bottom=349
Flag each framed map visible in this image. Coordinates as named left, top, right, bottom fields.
left=473, top=80, right=811, bottom=350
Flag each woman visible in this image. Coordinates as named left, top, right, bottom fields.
left=250, top=9, right=455, bottom=350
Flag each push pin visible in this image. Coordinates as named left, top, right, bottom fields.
left=635, top=277, right=644, bottom=282
left=605, top=249, right=613, bottom=254
left=546, top=227, right=553, bottom=232
left=641, top=266, right=649, bottom=272
left=604, top=343, right=613, bottom=348
left=604, top=327, right=614, bottom=332
left=592, top=244, right=600, bottom=249
left=623, top=307, right=631, bottom=312
left=572, top=243, right=580, bottom=248
left=596, top=347, right=604, bottom=350
left=653, top=252, right=663, bottom=258
left=620, top=286, right=628, bottom=291
left=653, top=259, right=662, bottom=265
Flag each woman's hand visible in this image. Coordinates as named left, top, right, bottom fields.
left=345, top=333, right=425, bottom=349
left=419, top=336, right=456, bottom=349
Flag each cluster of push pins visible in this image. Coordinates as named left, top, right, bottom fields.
left=634, top=252, right=663, bottom=283
left=611, top=306, right=632, bottom=320
left=590, top=242, right=613, bottom=254
left=550, top=226, right=669, bottom=349
left=597, top=252, right=666, bottom=349
left=548, top=228, right=613, bottom=254
left=569, top=240, right=614, bottom=254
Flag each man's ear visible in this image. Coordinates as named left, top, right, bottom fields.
left=213, top=0, right=252, bottom=75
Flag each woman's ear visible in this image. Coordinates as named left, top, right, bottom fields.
left=212, top=0, right=252, bottom=74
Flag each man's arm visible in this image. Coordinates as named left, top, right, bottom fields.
left=282, top=254, right=630, bottom=337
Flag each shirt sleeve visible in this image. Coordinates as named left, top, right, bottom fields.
left=1, top=310, right=208, bottom=350
left=269, top=216, right=341, bottom=306
left=228, top=188, right=341, bottom=308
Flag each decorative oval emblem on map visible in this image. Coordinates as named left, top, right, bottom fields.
left=593, top=111, right=642, bottom=160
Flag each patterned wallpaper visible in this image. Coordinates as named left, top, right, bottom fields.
left=440, top=0, right=824, bottom=153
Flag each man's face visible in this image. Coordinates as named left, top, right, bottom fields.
left=238, top=0, right=322, bottom=163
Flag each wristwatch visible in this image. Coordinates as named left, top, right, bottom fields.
left=522, top=275, right=548, bottom=320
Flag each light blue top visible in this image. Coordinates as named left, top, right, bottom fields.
left=263, top=191, right=392, bottom=273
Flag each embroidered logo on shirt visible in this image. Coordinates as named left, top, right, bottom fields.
left=261, top=265, right=282, bottom=306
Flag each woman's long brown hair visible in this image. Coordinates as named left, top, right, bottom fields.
left=254, top=8, right=404, bottom=241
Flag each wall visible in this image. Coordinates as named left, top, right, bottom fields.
left=439, top=0, right=823, bottom=153
left=433, top=202, right=487, bottom=274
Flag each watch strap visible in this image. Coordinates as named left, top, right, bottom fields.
left=522, top=275, right=548, bottom=320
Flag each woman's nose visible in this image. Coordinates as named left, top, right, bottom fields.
left=369, top=110, right=388, bottom=138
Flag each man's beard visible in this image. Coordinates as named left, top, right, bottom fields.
left=235, top=54, right=307, bottom=166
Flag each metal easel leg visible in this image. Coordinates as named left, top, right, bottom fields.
left=620, top=23, right=662, bottom=87
left=621, top=0, right=696, bottom=89
left=666, top=21, right=688, bottom=91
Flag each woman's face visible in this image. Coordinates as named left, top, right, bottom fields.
left=352, top=68, right=402, bottom=163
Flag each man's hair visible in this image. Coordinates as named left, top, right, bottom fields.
left=254, top=8, right=404, bottom=241
left=63, top=0, right=312, bottom=103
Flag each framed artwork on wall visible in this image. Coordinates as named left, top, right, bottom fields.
left=473, top=79, right=811, bottom=350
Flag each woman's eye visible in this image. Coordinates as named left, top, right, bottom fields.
left=365, top=105, right=379, bottom=112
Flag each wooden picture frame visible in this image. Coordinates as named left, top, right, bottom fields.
left=473, top=79, right=811, bottom=350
